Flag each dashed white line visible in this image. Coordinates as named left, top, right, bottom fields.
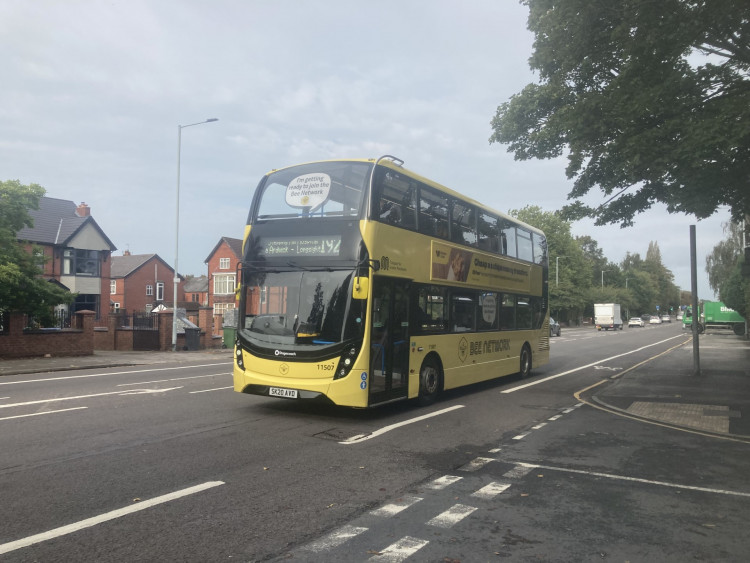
left=425, top=475, right=462, bottom=490
left=370, top=495, right=423, bottom=516
left=531, top=422, right=547, bottom=430
left=501, top=335, right=686, bottom=393
left=305, top=525, right=368, bottom=552
left=189, top=386, right=233, bottom=394
left=426, top=504, right=477, bottom=528
left=369, top=536, right=429, bottom=562
left=0, top=481, right=224, bottom=555
left=503, top=464, right=534, bottom=479
left=512, top=433, right=529, bottom=441
left=472, top=482, right=511, bottom=499
left=458, top=457, right=495, bottom=471
left=0, top=363, right=232, bottom=386
left=0, top=407, right=87, bottom=422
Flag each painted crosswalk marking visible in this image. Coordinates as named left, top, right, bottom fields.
left=503, top=464, right=534, bottom=479
left=426, top=504, right=477, bottom=528
left=370, top=495, right=423, bottom=516
left=305, top=525, right=368, bottom=552
left=472, top=481, right=511, bottom=499
left=425, top=475, right=463, bottom=490
left=368, top=536, right=429, bottom=562
left=458, top=456, right=495, bottom=471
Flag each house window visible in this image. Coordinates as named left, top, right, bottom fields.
left=219, top=257, right=230, bottom=269
left=63, top=248, right=101, bottom=276
left=113, top=302, right=120, bottom=310
left=214, top=274, right=236, bottom=295
left=214, top=302, right=235, bottom=316
left=110, top=280, right=117, bottom=294
left=146, top=285, right=153, bottom=296
left=156, top=282, right=164, bottom=301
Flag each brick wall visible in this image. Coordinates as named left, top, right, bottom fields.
left=0, top=311, right=95, bottom=359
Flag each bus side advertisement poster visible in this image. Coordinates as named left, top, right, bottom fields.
left=430, top=241, right=535, bottom=292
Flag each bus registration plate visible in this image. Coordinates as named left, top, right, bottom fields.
left=270, top=387, right=298, bottom=399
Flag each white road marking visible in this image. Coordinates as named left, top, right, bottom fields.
left=117, top=373, right=227, bottom=386
left=458, top=457, right=495, bottom=471
left=0, top=363, right=232, bottom=386
left=502, top=335, right=687, bottom=393
left=369, top=536, right=429, bottom=562
left=503, top=464, right=534, bottom=479
left=512, top=433, right=529, bottom=440
left=426, top=504, right=477, bottom=528
left=0, top=388, right=182, bottom=408
left=516, top=462, right=750, bottom=498
left=0, top=481, right=224, bottom=555
left=118, top=386, right=183, bottom=395
left=425, top=475, right=463, bottom=490
left=548, top=415, right=562, bottom=421
left=532, top=422, right=547, bottom=430
left=370, top=495, right=423, bottom=516
left=189, top=386, right=234, bottom=394
left=0, top=407, right=88, bottom=421
left=339, top=405, right=465, bottom=444
left=472, top=482, right=511, bottom=499
left=305, top=524, right=368, bottom=552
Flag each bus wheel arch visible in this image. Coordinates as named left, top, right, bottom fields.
left=519, top=343, right=532, bottom=379
left=417, top=354, right=443, bottom=406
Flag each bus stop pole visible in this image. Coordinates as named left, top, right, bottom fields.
left=690, top=225, right=701, bottom=376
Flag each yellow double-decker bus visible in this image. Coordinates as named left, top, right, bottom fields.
left=233, top=156, right=550, bottom=407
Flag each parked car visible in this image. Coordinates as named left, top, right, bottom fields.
left=677, top=313, right=683, bottom=321
left=641, top=314, right=651, bottom=322
left=628, top=317, right=645, bottom=328
left=649, top=316, right=662, bottom=324
left=549, top=317, right=561, bottom=337
left=661, top=314, right=671, bottom=323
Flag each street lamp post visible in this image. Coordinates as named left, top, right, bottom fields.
left=172, top=118, right=218, bottom=352
left=601, top=270, right=610, bottom=288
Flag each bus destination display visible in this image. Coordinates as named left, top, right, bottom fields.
left=261, top=235, right=342, bottom=257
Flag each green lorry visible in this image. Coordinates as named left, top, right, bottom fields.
left=682, top=301, right=746, bottom=336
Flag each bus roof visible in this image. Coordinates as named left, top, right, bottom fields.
left=261, top=157, right=545, bottom=237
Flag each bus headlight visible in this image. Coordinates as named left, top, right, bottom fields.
left=235, top=346, right=245, bottom=370
left=333, top=344, right=360, bottom=380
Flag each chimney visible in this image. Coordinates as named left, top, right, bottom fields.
left=123, top=250, right=131, bottom=256
left=76, top=202, right=90, bottom=217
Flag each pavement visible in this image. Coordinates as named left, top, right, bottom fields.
left=2, top=329, right=749, bottom=439
left=0, top=347, right=234, bottom=377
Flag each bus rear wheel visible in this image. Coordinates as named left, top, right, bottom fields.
left=519, top=344, right=532, bottom=379
left=418, top=359, right=442, bottom=406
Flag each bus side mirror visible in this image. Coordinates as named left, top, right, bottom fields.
left=352, top=277, right=369, bottom=300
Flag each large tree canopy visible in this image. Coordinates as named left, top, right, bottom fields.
left=1, top=180, right=73, bottom=318
left=491, top=0, right=750, bottom=226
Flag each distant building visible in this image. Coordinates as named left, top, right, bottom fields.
left=16, top=198, right=116, bottom=317
left=110, top=252, right=184, bottom=313
left=184, top=275, right=209, bottom=307
left=205, top=236, right=242, bottom=334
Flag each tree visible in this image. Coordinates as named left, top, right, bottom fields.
left=490, top=0, right=750, bottom=226
left=705, top=220, right=749, bottom=319
left=509, top=205, right=590, bottom=322
left=0, top=180, right=73, bottom=319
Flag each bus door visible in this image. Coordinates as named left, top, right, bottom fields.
left=369, top=278, right=410, bottom=404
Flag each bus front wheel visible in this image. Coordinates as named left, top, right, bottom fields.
left=418, top=358, right=442, bottom=406
left=519, top=344, right=532, bottom=379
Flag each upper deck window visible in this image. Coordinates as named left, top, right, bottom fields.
left=252, top=161, right=371, bottom=221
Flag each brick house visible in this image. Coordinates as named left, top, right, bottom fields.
left=184, top=275, right=209, bottom=307
left=110, top=252, right=184, bottom=314
left=205, top=237, right=242, bottom=334
left=16, top=198, right=116, bottom=317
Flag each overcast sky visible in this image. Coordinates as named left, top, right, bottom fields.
left=1, top=0, right=730, bottom=300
